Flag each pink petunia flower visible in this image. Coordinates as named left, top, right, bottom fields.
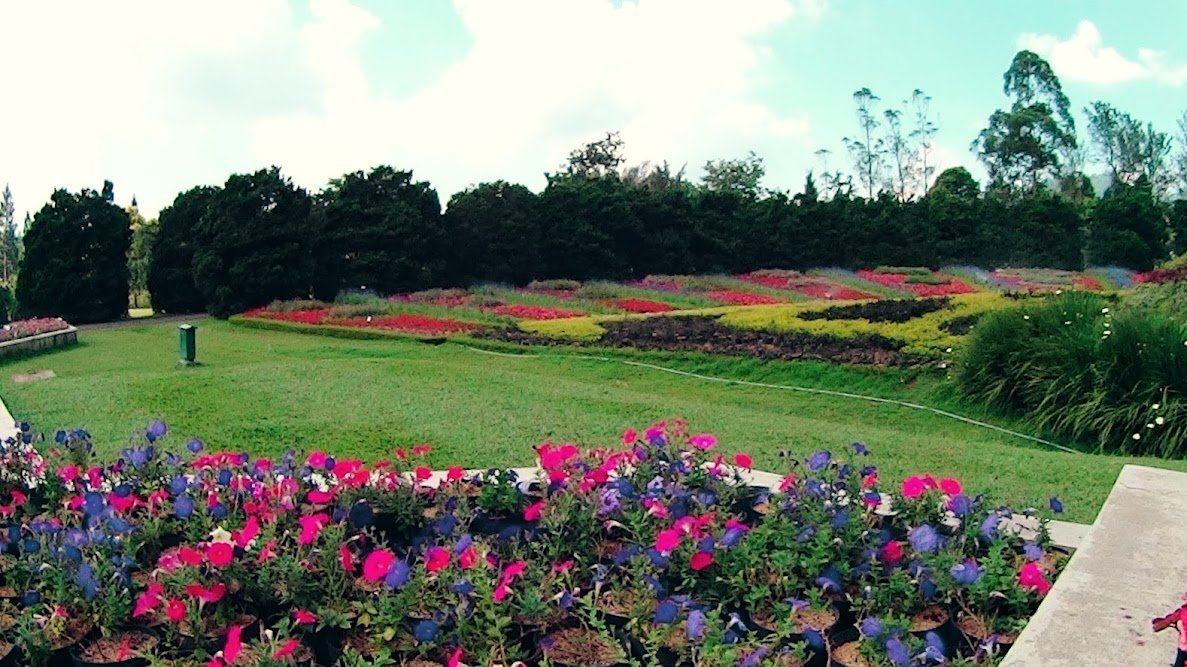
left=1018, top=562, right=1052, bottom=595
left=446, top=466, right=464, bottom=482
left=656, top=528, right=682, bottom=552
left=458, top=548, right=478, bottom=570
left=690, top=434, right=717, bottom=451
left=881, top=540, right=903, bottom=565
left=623, top=428, right=637, bottom=445
left=426, top=547, right=451, bottom=573
left=298, top=513, right=331, bottom=545
left=224, top=626, right=243, bottom=664
left=294, top=609, right=317, bottom=625
left=363, top=550, right=396, bottom=581
left=733, top=453, right=753, bottom=469
left=690, top=552, right=714, bottom=571
left=166, top=599, right=186, bottom=622
left=901, top=476, right=926, bottom=499
left=939, top=478, right=962, bottom=496
left=307, top=451, right=327, bottom=467
left=524, top=500, right=546, bottom=522
left=339, top=545, right=354, bottom=573
left=272, top=639, right=299, bottom=660
left=205, top=542, right=234, bottom=568
left=414, top=466, right=432, bottom=482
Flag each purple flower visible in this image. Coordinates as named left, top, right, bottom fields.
left=806, top=479, right=825, bottom=497
left=173, top=494, right=194, bottom=519
left=721, top=527, right=746, bottom=548
left=886, top=637, right=910, bottom=666
left=1024, top=544, right=1044, bottom=561
left=452, top=579, right=474, bottom=595
left=654, top=599, right=679, bottom=625
left=386, top=560, right=411, bottom=589
left=324, top=456, right=336, bottom=471
left=925, top=630, right=945, bottom=658
left=186, top=438, right=204, bottom=454
left=646, top=548, right=669, bottom=568
left=804, top=628, right=824, bottom=650
left=1050, top=497, right=1064, bottom=514
left=146, top=420, right=167, bottom=443
left=807, top=450, right=832, bottom=471
left=949, top=494, right=972, bottom=517
left=831, top=511, right=849, bottom=529
left=852, top=442, right=870, bottom=456
left=558, top=590, right=574, bottom=609
left=909, top=524, right=939, bottom=553
left=453, top=533, right=473, bottom=554
left=643, top=575, right=666, bottom=597
left=740, top=648, right=769, bottom=667
left=815, top=566, right=842, bottom=593
left=76, top=564, right=98, bottom=601
left=434, top=514, right=457, bottom=536
left=348, top=502, right=374, bottom=529
left=412, top=619, right=438, bottom=643
left=979, top=514, right=998, bottom=541
left=860, top=617, right=885, bottom=639
left=687, top=609, right=706, bottom=640
left=949, top=560, right=983, bottom=586
left=697, top=536, right=715, bottom=553
left=20, top=591, right=39, bottom=607
left=598, top=488, right=621, bottom=515
left=796, top=525, right=817, bottom=543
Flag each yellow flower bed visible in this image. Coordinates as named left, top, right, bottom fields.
left=719, top=293, right=1014, bottom=357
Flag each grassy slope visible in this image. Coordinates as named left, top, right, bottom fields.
left=2, top=320, right=1182, bottom=523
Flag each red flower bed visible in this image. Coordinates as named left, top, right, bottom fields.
left=856, top=270, right=977, bottom=297
left=1072, top=276, right=1104, bottom=290
left=705, top=290, right=784, bottom=306
left=243, top=308, right=333, bottom=325
left=487, top=304, right=586, bottom=320
left=1134, top=267, right=1187, bottom=284
left=330, top=314, right=482, bottom=335
left=602, top=298, right=675, bottom=313
left=794, top=284, right=879, bottom=301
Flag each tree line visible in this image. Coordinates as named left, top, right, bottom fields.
left=8, top=49, right=1187, bottom=324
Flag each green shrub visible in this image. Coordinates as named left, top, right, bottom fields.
left=957, top=292, right=1187, bottom=456
left=873, top=266, right=933, bottom=276
left=266, top=299, right=329, bottom=313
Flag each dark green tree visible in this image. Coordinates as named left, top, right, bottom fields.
left=148, top=186, right=218, bottom=314
left=976, top=51, right=1078, bottom=196
left=927, top=167, right=985, bottom=264
left=560, top=131, right=625, bottom=179
left=317, top=166, right=443, bottom=294
left=701, top=152, right=766, bottom=197
left=0, top=185, right=18, bottom=283
left=536, top=174, right=639, bottom=280
left=1170, top=199, right=1187, bottom=257
left=192, top=168, right=315, bottom=318
left=1086, top=178, right=1167, bottom=269
left=441, top=181, right=540, bottom=286
left=16, top=181, right=132, bottom=323
left=127, top=209, right=158, bottom=309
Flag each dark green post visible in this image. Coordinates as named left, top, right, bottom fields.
left=179, top=324, right=196, bottom=366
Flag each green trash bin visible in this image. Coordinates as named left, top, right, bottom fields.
left=179, top=324, right=196, bottom=366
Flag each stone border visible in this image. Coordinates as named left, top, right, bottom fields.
left=0, top=326, right=78, bottom=360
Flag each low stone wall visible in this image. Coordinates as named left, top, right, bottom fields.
left=0, top=326, right=78, bottom=360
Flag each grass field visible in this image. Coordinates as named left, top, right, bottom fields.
left=1, top=319, right=1181, bottom=523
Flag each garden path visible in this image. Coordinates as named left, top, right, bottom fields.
left=1002, top=465, right=1187, bottom=666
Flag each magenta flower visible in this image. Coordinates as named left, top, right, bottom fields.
left=689, top=434, right=717, bottom=450
left=656, top=528, right=682, bottom=552
left=364, top=550, right=396, bottom=581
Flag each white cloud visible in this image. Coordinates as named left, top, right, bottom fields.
left=1018, top=20, right=1186, bottom=86
left=253, top=0, right=815, bottom=202
left=0, top=0, right=816, bottom=220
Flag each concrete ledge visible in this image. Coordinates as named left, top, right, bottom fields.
left=0, top=326, right=78, bottom=360
left=1002, top=465, right=1187, bottom=667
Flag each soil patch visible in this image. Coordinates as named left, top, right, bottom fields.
left=11, top=369, right=56, bottom=384
left=75, top=632, right=159, bottom=662
left=542, top=627, right=622, bottom=667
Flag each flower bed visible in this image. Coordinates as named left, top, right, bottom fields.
left=736, top=273, right=880, bottom=301
left=856, top=270, right=978, bottom=297
left=329, top=314, right=483, bottom=335
left=1134, top=266, right=1187, bottom=285
left=485, top=304, right=586, bottom=320
left=243, top=308, right=333, bottom=325
left=704, top=290, right=785, bottom=306
left=600, top=298, right=676, bottom=313
left=0, top=317, right=71, bottom=343
left=0, top=420, right=1062, bottom=667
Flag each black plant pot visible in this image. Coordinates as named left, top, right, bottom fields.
left=908, top=604, right=959, bottom=658
left=311, top=626, right=347, bottom=667
left=0, top=643, right=20, bottom=667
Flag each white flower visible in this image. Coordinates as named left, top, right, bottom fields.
left=1024, top=315, right=1030, bottom=320
left=1153, top=404, right=1161, bottom=410
left=1148, top=423, right=1155, bottom=429
left=1133, top=433, right=1142, bottom=440
left=1064, top=321, right=1072, bottom=325
left=1156, top=417, right=1166, bottom=425
left=209, top=527, right=233, bottom=544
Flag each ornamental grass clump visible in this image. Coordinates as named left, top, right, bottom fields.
left=0, top=419, right=1062, bottom=666
left=958, top=291, right=1187, bottom=456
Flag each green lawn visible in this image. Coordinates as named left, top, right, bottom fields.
left=2, top=320, right=1181, bottom=523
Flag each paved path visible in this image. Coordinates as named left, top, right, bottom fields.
left=1003, top=465, right=1187, bottom=667
left=76, top=313, right=207, bottom=332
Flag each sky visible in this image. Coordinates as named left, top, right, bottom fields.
left=0, top=0, right=1185, bottom=222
